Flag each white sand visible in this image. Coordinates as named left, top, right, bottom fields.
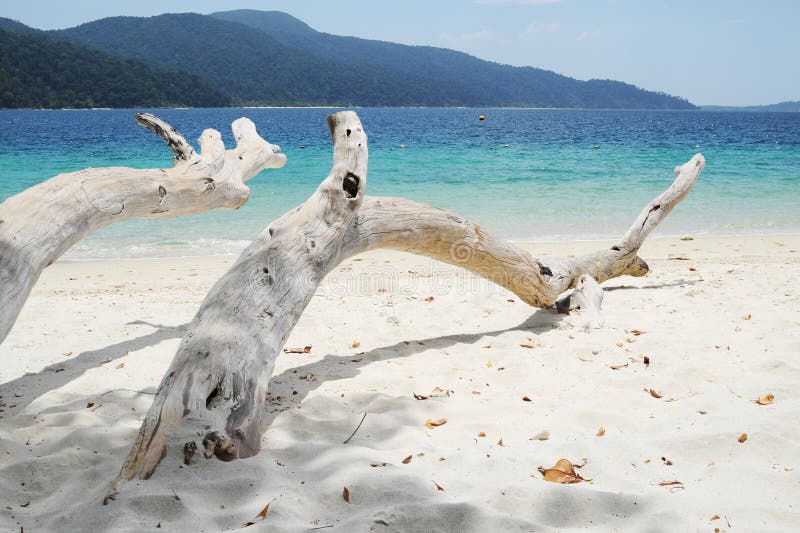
left=1, top=235, right=798, bottom=532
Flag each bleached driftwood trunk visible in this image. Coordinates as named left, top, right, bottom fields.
left=107, top=110, right=705, bottom=501
left=0, top=114, right=286, bottom=343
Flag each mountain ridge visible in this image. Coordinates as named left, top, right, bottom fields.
left=3, top=11, right=696, bottom=109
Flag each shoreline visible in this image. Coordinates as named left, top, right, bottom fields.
left=59, top=231, right=800, bottom=263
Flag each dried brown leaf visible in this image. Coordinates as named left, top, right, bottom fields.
left=688, top=267, right=697, bottom=272
left=284, top=345, right=312, bottom=354
left=86, top=402, right=95, bottom=408
left=738, top=433, right=748, bottom=443
left=538, top=458, right=590, bottom=484
left=629, top=329, right=646, bottom=336
left=743, top=314, right=752, bottom=320
left=645, top=388, right=663, bottom=399
left=610, top=362, right=629, bottom=370
left=413, top=393, right=429, bottom=400
left=522, top=396, right=532, bottom=402
left=668, top=257, right=691, bottom=261
left=497, top=437, right=504, bottom=447
left=342, top=487, right=351, bottom=503
left=754, top=394, right=774, bottom=405
left=710, top=515, right=720, bottom=521
left=402, top=454, right=413, bottom=464
left=520, top=344, right=535, bottom=349
left=643, top=356, right=650, bottom=366
left=424, top=296, right=435, bottom=302
left=351, top=341, right=361, bottom=349
left=658, top=480, right=684, bottom=487
left=596, top=427, right=605, bottom=437
left=115, top=362, right=125, bottom=369
left=433, top=480, right=446, bottom=492
left=370, top=462, right=387, bottom=467
left=426, top=418, right=447, bottom=428
left=478, top=432, right=486, bottom=437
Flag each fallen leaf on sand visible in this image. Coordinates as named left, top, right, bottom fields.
left=342, top=487, right=351, bottom=503
left=743, top=314, right=752, bottom=320
left=433, top=481, right=446, bottom=492
left=370, top=463, right=387, bottom=467
left=681, top=236, right=694, bottom=241
left=610, top=362, right=629, bottom=370
left=478, top=432, right=486, bottom=437
left=710, top=515, right=720, bottom=521
left=531, top=430, right=550, bottom=441
left=738, top=433, right=748, bottom=443
left=668, top=257, right=691, bottom=261
left=497, top=438, right=504, bottom=447
left=486, top=360, right=493, bottom=368
left=522, top=396, right=532, bottom=402
left=628, top=329, right=646, bottom=336
left=482, top=345, right=492, bottom=349
left=115, top=362, right=125, bottom=369
left=402, top=455, right=413, bottom=464
left=63, top=351, right=72, bottom=356
left=616, top=342, right=624, bottom=348
left=645, top=388, right=663, bottom=399
left=86, top=402, right=95, bottom=408
left=284, top=345, right=312, bottom=354
left=351, top=341, right=360, bottom=349
left=426, top=418, right=447, bottom=428
left=520, top=344, right=535, bottom=349
left=377, top=288, right=387, bottom=293
left=658, top=480, right=684, bottom=490
left=664, top=397, right=678, bottom=402
left=688, top=267, right=697, bottom=272
left=424, top=296, right=435, bottom=302
left=472, top=391, right=481, bottom=395
left=596, top=427, right=605, bottom=437
left=538, top=459, right=590, bottom=484
left=755, top=394, right=774, bottom=405
left=625, top=338, right=636, bottom=344
left=643, top=356, right=651, bottom=366
left=413, top=393, right=429, bottom=400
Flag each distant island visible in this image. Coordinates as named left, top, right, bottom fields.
left=701, top=101, right=800, bottom=112
left=1, top=10, right=698, bottom=110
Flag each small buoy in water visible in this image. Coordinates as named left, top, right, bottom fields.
left=503, top=144, right=510, bottom=148
left=299, top=145, right=306, bottom=149
left=399, top=144, right=406, bottom=149
left=592, top=145, right=600, bottom=149
left=479, top=115, right=485, bottom=121
left=694, top=144, right=700, bottom=149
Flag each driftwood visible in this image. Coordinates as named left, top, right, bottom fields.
left=106, top=111, right=705, bottom=502
left=0, top=114, right=286, bottom=343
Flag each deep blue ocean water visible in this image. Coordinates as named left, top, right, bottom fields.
left=1, top=108, right=798, bottom=259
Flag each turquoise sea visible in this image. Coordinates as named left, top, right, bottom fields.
left=1, top=108, right=798, bottom=259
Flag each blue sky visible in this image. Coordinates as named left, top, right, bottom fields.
left=2, top=0, right=797, bottom=106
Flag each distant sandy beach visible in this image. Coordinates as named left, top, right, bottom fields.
left=1, top=234, right=798, bottom=531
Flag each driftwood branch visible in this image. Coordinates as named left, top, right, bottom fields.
left=106, top=111, right=704, bottom=501
left=0, top=114, right=286, bottom=344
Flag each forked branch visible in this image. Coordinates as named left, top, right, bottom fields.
left=107, top=110, right=704, bottom=502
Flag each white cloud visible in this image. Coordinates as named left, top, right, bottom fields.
left=576, top=28, right=604, bottom=41
left=474, top=0, right=562, bottom=5
left=523, top=21, right=561, bottom=38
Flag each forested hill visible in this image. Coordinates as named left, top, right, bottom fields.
left=2, top=11, right=696, bottom=109
left=0, top=21, right=230, bottom=109
left=210, top=9, right=695, bottom=109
